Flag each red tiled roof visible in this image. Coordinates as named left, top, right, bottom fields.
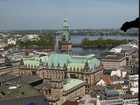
left=102, top=77, right=111, bottom=85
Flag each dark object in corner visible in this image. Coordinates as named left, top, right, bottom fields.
left=121, top=17, right=139, bottom=32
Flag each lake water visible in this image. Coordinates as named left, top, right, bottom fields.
left=55, top=35, right=138, bottom=55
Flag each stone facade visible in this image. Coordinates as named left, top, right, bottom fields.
left=0, top=66, right=20, bottom=76
left=60, top=40, right=72, bottom=56
left=19, top=54, right=103, bottom=94
left=100, top=54, right=126, bottom=70
left=34, top=79, right=85, bottom=105
left=20, top=68, right=103, bottom=94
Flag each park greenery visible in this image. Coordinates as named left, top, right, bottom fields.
left=4, top=34, right=133, bottom=50
left=4, top=35, right=56, bottom=49
left=81, top=37, right=132, bottom=48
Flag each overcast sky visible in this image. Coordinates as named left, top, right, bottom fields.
left=0, top=0, right=139, bottom=30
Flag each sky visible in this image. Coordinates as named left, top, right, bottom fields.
left=0, top=0, right=139, bottom=30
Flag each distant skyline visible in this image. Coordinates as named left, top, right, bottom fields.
left=0, top=0, right=139, bottom=30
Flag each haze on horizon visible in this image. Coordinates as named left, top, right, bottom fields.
left=0, top=0, right=139, bottom=30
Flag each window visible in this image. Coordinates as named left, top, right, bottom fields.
left=126, top=58, right=129, bottom=61
left=85, top=78, right=88, bottom=83
left=54, top=84, right=56, bottom=88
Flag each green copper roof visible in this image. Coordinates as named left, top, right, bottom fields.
left=40, top=56, right=48, bottom=62
left=47, top=54, right=71, bottom=69
left=62, top=17, right=70, bottom=41
left=67, top=57, right=101, bottom=72
left=23, top=59, right=40, bottom=68
left=22, top=53, right=101, bottom=71
left=71, top=58, right=87, bottom=63
left=71, top=54, right=95, bottom=63
left=63, top=79, right=84, bottom=91
left=67, top=63, right=84, bottom=72
left=87, top=58, right=101, bottom=71
left=23, top=54, right=48, bottom=68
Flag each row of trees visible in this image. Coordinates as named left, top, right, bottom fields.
left=81, top=37, right=132, bottom=48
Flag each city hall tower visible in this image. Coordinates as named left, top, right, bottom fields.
left=60, top=15, right=72, bottom=56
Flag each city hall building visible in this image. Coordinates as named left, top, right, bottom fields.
left=19, top=15, right=103, bottom=94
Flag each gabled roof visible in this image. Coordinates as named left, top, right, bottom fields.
left=111, top=68, right=127, bottom=78
left=102, top=77, right=111, bottom=85
left=110, top=74, right=124, bottom=81
left=112, top=83, right=123, bottom=90
left=110, top=74, right=119, bottom=79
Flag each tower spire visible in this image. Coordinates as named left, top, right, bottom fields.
left=60, top=6, right=72, bottom=56
left=65, top=5, right=66, bottom=17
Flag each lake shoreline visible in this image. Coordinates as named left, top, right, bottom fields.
left=56, top=35, right=138, bottom=55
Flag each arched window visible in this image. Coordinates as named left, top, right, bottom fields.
left=73, top=67, right=75, bottom=72
left=70, top=67, right=72, bottom=71
left=43, top=72, right=45, bottom=78
left=54, top=71, right=56, bottom=78
left=85, top=78, right=88, bottom=83
left=77, top=68, right=79, bottom=72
